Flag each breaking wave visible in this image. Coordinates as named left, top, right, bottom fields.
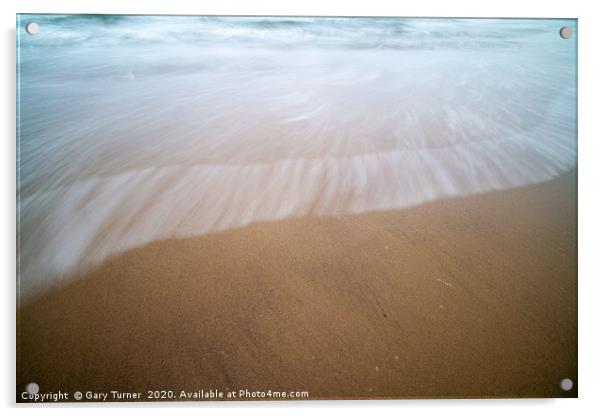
left=17, top=16, right=577, bottom=298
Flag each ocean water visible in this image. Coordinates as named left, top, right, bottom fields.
left=17, top=16, right=577, bottom=298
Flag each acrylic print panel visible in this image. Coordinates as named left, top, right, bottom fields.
left=16, top=15, right=577, bottom=402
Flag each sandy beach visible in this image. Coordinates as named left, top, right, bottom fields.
left=17, top=170, right=577, bottom=400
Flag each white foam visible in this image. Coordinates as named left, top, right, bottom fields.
left=17, top=18, right=577, bottom=299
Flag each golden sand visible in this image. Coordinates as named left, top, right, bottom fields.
left=17, top=171, right=577, bottom=400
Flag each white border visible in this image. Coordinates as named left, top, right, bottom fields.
left=2, top=1, right=601, bottom=415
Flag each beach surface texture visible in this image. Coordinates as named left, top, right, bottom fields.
left=17, top=16, right=577, bottom=400
left=18, top=171, right=577, bottom=399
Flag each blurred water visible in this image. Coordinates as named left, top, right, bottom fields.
left=17, top=16, right=577, bottom=298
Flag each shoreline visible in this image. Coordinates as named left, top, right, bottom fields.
left=17, top=170, right=577, bottom=400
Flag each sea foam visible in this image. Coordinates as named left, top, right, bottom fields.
left=17, top=16, right=577, bottom=298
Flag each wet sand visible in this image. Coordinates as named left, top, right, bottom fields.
left=17, top=171, right=577, bottom=400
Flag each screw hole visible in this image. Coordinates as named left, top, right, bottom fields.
left=560, top=378, right=573, bottom=391
left=559, top=26, right=572, bottom=39
left=25, top=22, right=39, bottom=35
left=25, top=382, right=39, bottom=394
